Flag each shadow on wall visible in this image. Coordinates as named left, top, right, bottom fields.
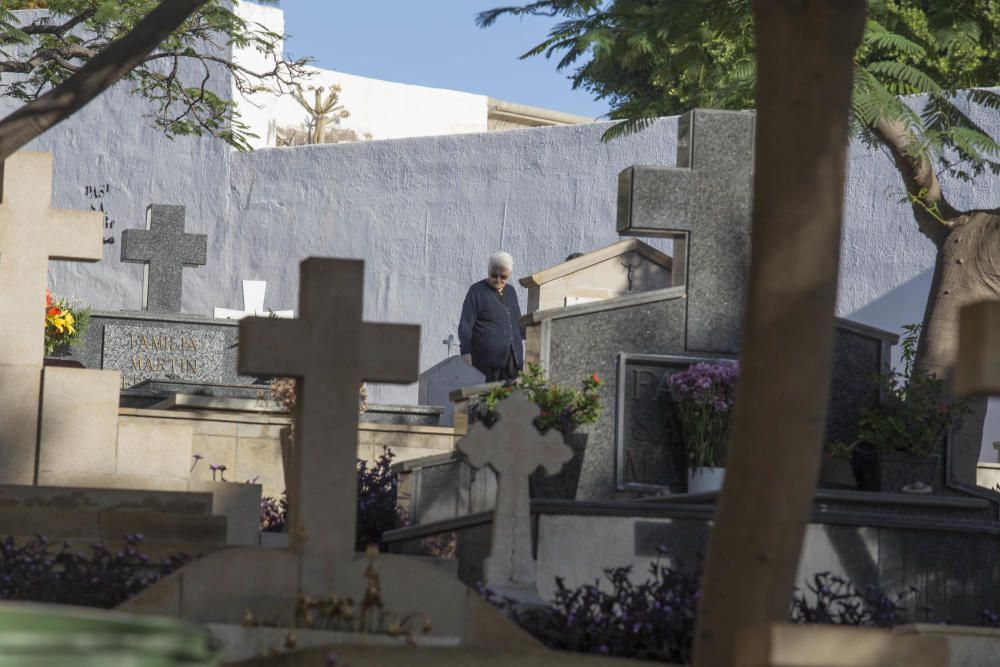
left=846, top=268, right=1000, bottom=464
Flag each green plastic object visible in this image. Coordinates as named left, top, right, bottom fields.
left=0, top=602, right=218, bottom=666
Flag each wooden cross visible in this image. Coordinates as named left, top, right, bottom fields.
left=458, top=391, right=571, bottom=601
left=0, top=152, right=103, bottom=366
left=617, top=109, right=754, bottom=354
left=238, top=258, right=419, bottom=586
left=214, top=280, right=294, bottom=319
left=120, top=204, right=207, bottom=313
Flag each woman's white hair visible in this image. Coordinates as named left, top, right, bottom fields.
left=488, top=251, right=514, bottom=272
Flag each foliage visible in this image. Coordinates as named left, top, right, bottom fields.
left=260, top=491, right=287, bottom=533
left=0, top=533, right=188, bottom=608
left=484, top=553, right=921, bottom=664
left=478, top=0, right=1000, bottom=180
left=667, top=361, right=738, bottom=469
left=482, top=362, right=603, bottom=434
left=790, top=572, right=916, bottom=627
left=0, top=0, right=307, bottom=151
left=259, top=448, right=405, bottom=551
left=857, top=324, right=969, bottom=457
left=44, top=288, right=89, bottom=356
left=825, top=440, right=854, bottom=461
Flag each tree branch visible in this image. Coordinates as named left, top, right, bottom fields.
left=872, top=116, right=961, bottom=244
left=0, top=0, right=209, bottom=162
left=0, top=9, right=96, bottom=43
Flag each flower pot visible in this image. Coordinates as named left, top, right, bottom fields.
left=818, top=456, right=858, bottom=489
left=529, top=432, right=588, bottom=500
left=687, top=466, right=725, bottom=494
left=877, top=451, right=941, bottom=494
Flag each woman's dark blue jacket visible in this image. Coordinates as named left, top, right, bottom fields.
left=458, top=279, right=525, bottom=371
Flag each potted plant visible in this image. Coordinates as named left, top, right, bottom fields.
left=854, top=324, right=969, bottom=493
left=667, top=361, right=739, bottom=494
left=481, top=362, right=603, bottom=499
left=819, top=441, right=858, bottom=489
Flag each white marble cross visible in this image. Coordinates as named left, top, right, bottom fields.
left=458, top=391, right=572, bottom=602
left=0, top=152, right=103, bottom=365
left=214, top=280, right=294, bottom=319
left=238, top=258, right=419, bottom=590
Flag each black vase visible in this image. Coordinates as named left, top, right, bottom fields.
left=529, top=431, right=588, bottom=500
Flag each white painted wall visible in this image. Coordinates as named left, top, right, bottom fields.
left=6, top=5, right=1000, bottom=461
left=233, top=2, right=487, bottom=148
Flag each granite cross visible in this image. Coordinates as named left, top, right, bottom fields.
left=214, top=280, right=294, bottom=319
left=238, top=258, right=419, bottom=587
left=457, top=391, right=572, bottom=602
left=617, top=108, right=755, bottom=355
left=0, top=152, right=104, bottom=366
left=121, top=204, right=207, bottom=313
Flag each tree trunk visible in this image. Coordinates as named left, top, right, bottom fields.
left=918, top=212, right=1000, bottom=483
left=691, top=2, right=865, bottom=667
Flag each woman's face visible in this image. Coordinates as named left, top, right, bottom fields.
left=487, top=266, right=511, bottom=291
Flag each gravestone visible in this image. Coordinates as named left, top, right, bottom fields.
left=458, top=391, right=571, bottom=603
left=120, top=258, right=536, bottom=650
left=617, top=108, right=754, bottom=355
left=214, top=280, right=293, bottom=319
left=0, top=152, right=118, bottom=485
left=121, top=204, right=207, bottom=313
left=418, top=357, right=485, bottom=426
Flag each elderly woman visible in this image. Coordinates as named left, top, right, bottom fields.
left=458, top=251, right=525, bottom=382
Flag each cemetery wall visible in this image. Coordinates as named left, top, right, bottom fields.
left=6, top=14, right=1000, bottom=455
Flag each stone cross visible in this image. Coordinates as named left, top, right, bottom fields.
left=214, top=280, right=294, bottom=319
left=956, top=300, right=1000, bottom=396
left=121, top=204, right=207, bottom=313
left=458, top=391, right=572, bottom=602
left=238, top=258, right=419, bottom=589
left=442, top=333, right=457, bottom=357
left=617, top=108, right=754, bottom=354
left=0, top=152, right=104, bottom=366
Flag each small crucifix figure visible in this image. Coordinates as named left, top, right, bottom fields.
left=214, top=280, right=294, bottom=319
left=458, top=391, right=572, bottom=603
left=239, top=258, right=419, bottom=592
left=442, top=333, right=458, bottom=357
left=121, top=204, right=207, bottom=313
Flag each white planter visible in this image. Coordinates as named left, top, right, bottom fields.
left=687, top=467, right=726, bottom=494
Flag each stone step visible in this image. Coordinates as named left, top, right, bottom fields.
left=0, top=485, right=215, bottom=516
left=0, top=508, right=228, bottom=544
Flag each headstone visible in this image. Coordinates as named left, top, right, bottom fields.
left=214, top=280, right=293, bottom=319
left=418, top=357, right=485, bottom=427
left=0, top=152, right=118, bottom=485
left=102, top=324, right=228, bottom=387
left=615, top=353, right=730, bottom=492
left=120, top=204, right=207, bottom=313
left=519, top=238, right=673, bottom=314
left=617, top=108, right=754, bottom=354
left=239, top=258, right=420, bottom=585
left=457, top=391, right=571, bottom=603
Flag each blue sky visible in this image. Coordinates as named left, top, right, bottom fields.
left=279, top=1, right=612, bottom=119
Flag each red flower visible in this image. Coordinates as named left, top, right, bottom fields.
left=46, top=306, right=61, bottom=317
left=592, top=373, right=600, bottom=383
left=45, top=289, right=53, bottom=307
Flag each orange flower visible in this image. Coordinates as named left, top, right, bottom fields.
left=45, top=289, right=53, bottom=307
left=47, top=306, right=61, bottom=317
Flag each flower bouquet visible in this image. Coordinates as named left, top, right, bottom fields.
left=667, top=360, right=738, bottom=492
left=44, top=289, right=89, bottom=356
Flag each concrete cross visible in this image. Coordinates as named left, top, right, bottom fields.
left=214, top=280, right=294, bottom=319
left=458, top=391, right=572, bottom=602
left=0, top=152, right=103, bottom=366
left=121, top=204, right=207, bottom=313
left=617, top=109, right=755, bottom=354
left=238, top=258, right=419, bottom=588
left=956, top=301, right=1000, bottom=396
left=442, top=333, right=457, bottom=357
